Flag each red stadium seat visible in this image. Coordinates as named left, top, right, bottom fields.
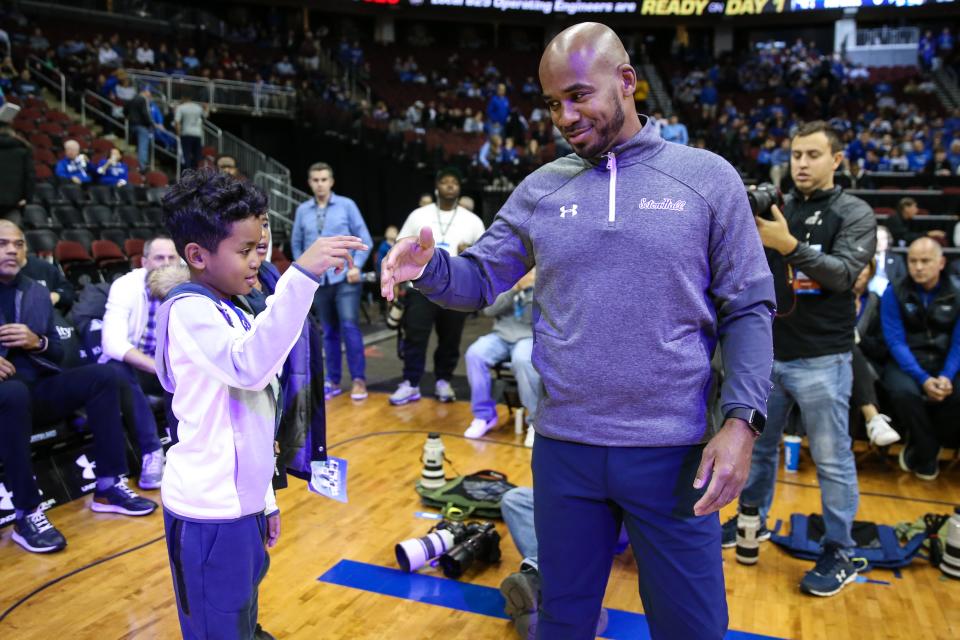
left=34, top=163, right=53, bottom=180
left=91, top=138, right=115, bottom=154
left=145, top=171, right=169, bottom=188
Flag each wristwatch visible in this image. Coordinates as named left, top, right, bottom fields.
left=724, top=407, right=765, bottom=438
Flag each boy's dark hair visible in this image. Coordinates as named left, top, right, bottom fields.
left=162, top=168, right=267, bottom=257
left=792, top=121, right=843, bottom=154
left=896, top=196, right=917, bottom=215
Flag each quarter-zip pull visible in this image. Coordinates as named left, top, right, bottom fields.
left=605, top=151, right=617, bottom=224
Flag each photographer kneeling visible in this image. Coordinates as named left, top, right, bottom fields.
left=728, top=121, right=876, bottom=597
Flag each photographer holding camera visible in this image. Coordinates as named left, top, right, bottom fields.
left=729, top=121, right=876, bottom=597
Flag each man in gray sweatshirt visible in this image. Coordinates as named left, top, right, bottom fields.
left=382, top=23, right=774, bottom=640
left=464, top=269, right=539, bottom=443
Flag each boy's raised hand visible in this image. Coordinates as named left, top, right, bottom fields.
left=296, top=236, right=368, bottom=278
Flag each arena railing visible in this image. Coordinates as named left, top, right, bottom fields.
left=253, top=171, right=311, bottom=236
left=126, top=70, right=297, bottom=118
left=25, top=55, right=66, bottom=112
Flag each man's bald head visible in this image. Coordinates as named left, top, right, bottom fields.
left=0, top=219, right=26, bottom=283
left=539, top=23, right=640, bottom=159
left=64, top=139, right=80, bottom=159
left=907, top=236, right=946, bottom=290
left=540, top=23, right=629, bottom=78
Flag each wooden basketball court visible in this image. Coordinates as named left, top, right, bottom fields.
left=1, top=393, right=958, bottom=639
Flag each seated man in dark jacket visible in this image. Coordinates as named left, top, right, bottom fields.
left=18, top=252, right=75, bottom=312
left=0, top=221, right=157, bottom=554
left=881, top=237, right=960, bottom=480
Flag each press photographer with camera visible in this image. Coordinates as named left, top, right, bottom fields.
left=729, top=121, right=876, bottom=597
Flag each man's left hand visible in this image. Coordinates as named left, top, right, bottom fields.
left=0, top=324, right=41, bottom=350
left=693, top=419, right=756, bottom=516
left=266, top=512, right=281, bottom=548
left=346, top=267, right=362, bottom=284
left=755, top=205, right=799, bottom=256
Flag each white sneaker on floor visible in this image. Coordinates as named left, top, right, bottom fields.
left=866, top=414, right=900, bottom=447
left=464, top=417, right=498, bottom=439
left=139, top=448, right=165, bottom=490
left=524, top=426, right=535, bottom=448
left=435, top=379, right=456, bottom=403
left=389, top=380, right=421, bottom=406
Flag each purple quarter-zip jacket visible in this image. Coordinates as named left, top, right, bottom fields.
left=415, top=117, right=775, bottom=447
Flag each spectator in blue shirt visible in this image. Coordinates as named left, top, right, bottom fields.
left=881, top=237, right=960, bottom=480
left=54, top=140, right=91, bottom=185
left=183, top=48, right=199, bottom=70
left=661, top=115, right=689, bottom=146
left=919, top=30, right=936, bottom=70
left=291, top=162, right=373, bottom=401
left=938, top=28, right=953, bottom=56
left=906, top=139, right=932, bottom=172
left=486, top=83, right=510, bottom=135
left=846, top=130, right=874, bottom=165
left=95, top=147, right=128, bottom=187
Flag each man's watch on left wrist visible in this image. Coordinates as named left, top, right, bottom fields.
left=724, top=407, right=765, bottom=438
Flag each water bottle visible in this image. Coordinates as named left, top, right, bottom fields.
left=736, top=504, right=761, bottom=566
left=941, top=506, right=960, bottom=579
left=513, top=294, right=524, bottom=319
left=419, top=433, right=446, bottom=490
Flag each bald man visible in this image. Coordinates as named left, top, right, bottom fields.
left=881, top=237, right=960, bottom=480
left=382, top=23, right=773, bottom=639
left=54, top=139, right=91, bottom=185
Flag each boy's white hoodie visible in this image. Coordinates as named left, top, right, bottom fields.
left=154, top=264, right=320, bottom=521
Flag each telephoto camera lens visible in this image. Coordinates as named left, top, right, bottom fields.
left=735, top=504, right=761, bottom=566
left=942, top=506, right=960, bottom=579
left=396, top=528, right=457, bottom=573
left=419, top=433, right=446, bottom=490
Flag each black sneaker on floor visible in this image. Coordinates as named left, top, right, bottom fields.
left=254, top=624, right=276, bottom=640
left=12, top=509, right=67, bottom=553
left=91, top=478, right=158, bottom=516
left=898, top=443, right=940, bottom=481
left=721, top=514, right=772, bottom=548
left=799, top=543, right=865, bottom=597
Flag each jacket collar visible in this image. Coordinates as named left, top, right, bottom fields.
left=583, top=115, right=665, bottom=169
left=789, top=185, right=841, bottom=203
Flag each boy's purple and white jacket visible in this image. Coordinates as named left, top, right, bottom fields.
left=154, top=265, right=320, bottom=521
left=414, top=118, right=776, bottom=447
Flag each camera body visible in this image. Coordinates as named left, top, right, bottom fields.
left=438, top=521, right=501, bottom=579
left=748, top=182, right=783, bottom=220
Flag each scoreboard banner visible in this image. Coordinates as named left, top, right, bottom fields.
left=365, top=0, right=954, bottom=15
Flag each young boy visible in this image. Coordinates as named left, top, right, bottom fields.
left=156, top=169, right=366, bottom=639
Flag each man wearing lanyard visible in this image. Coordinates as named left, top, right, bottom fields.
left=389, top=167, right=485, bottom=406
left=292, top=162, right=373, bottom=401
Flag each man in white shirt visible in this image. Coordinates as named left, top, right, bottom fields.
left=101, top=236, right=179, bottom=489
left=390, top=168, right=485, bottom=405
left=174, top=96, right=206, bottom=171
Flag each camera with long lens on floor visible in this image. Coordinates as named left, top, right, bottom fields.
left=395, top=520, right=468, bottom=572
left=419, top=432, right=446, bottom=490
left=437, top=521, right=501, bottom=579
left=941, top=506, right=960, bottom=579
left=747, top=182, right=783, bottom=221
left=396, top=520, right=501, bottom=578
left=736, top=504, right=761, bottom=566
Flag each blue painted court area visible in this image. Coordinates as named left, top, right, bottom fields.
left=319, top=559, right=785, bottom=640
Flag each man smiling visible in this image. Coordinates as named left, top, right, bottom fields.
left=382, top=22, right=774, bottom=640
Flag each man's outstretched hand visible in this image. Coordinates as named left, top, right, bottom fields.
left=381, top=227, right=436, bottom=301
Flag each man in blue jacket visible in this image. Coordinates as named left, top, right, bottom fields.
left=54, top=139, right=91, bottom=185
left=881, top=237, right=960, bottom=480
left=0, top=221, right=157, bottom=554
left=292, top=162, right=373, bottom=401
left=382, top=23, right=774, bottom=640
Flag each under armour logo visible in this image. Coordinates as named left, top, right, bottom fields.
left=835, top=570, right=847, bottom=582
left=0, top=483, right=13, bottom=511
left=560, top=204, right=578, bottom=218
left=75, top=454, right=97, bottom=480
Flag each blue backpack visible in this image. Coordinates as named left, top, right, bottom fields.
left=771, top=513, right=928, bottom=570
